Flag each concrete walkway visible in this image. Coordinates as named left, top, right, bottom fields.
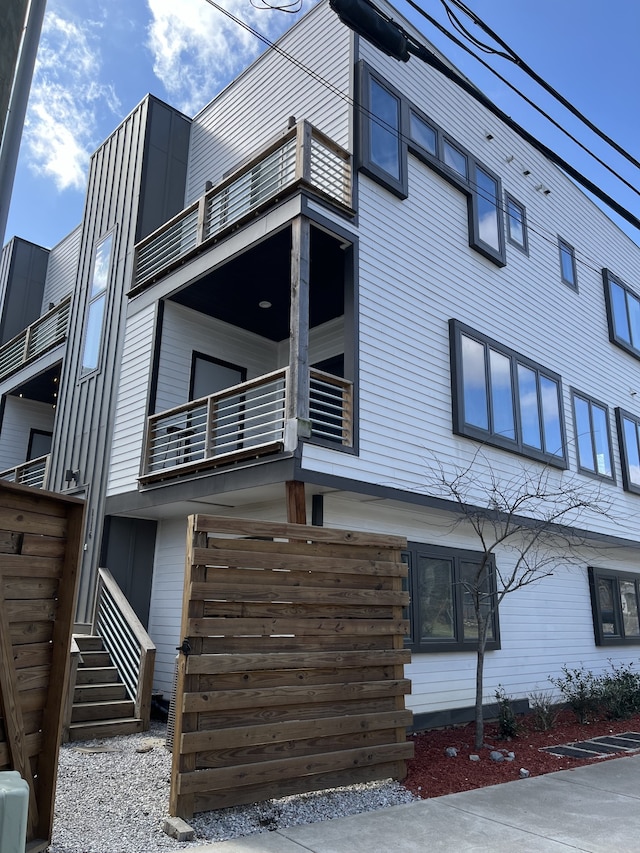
left=194, top=753, right=640, bottom=852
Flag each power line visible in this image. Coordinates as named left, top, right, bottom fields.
left=438, top=0, right=640, bottom=172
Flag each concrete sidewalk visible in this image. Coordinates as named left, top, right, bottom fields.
left=194, top=753, right=640, bottom=852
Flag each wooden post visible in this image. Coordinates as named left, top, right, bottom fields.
left=286, top=215, right=310, bottom=450
left=286, top=480, right=307, bottom=524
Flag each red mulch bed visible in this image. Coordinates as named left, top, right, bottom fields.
left=404, top=710, right=640, bottom=799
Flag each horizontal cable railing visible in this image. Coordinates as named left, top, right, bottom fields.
left=133, top=122, right=352, bottom=290
left=0, top=295, right=71, bottom=382
left=93, top=568, right=156, bottom=727
left=142, top=369, right=288, bottom=477
left=309, top=369, right=353, bottom=445
left=0, top=454, right=50, bottom=489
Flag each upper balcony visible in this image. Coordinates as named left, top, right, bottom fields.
left=0, top=295, right=72, bottom=383
left=131, top=121, right=353, bottom=293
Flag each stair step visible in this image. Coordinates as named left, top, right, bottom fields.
left=79, top=650, right=112, bottom=667
left=68, top=717, right=144, bottom=742
left=71, top=699, right=135, bottom=723
left=74, top=683, right=128, bottom=703
left=76, top=666, right=120, bottom=685
left=73, top=634, right=104, bottom=652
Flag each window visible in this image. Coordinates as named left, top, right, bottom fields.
left=403, top=543, right=500, bottom=652
left=359, top=65, right=407, bottom=198
left=505, top=193, right=528, bottom=253
left=471, top=164, right=502, bottom=256
left=603, top=269, right=640, bottom=361
left=572, top=391, right=614, bottom=480
left=409, top=109, right=436, bottom=156
left=27, top=429, right=52, bottom=461
left=81, top=232, right=114, bottom=373
left=615, top=408, right=640, bottom=494
left=558, top=238, right=577, bottom=289
left=450, top=319, right=567, bottom=466
left=442, top=138, right=468, bottom=179
left=588, top=567, right=640, bottom=646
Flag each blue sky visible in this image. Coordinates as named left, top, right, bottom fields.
left=5, top=0, right=640, bottom=250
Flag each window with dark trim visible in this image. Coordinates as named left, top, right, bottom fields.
left=571, top=390, right=614, bottom=480
left=81, top=231, right=114, bottom=374
left=588, top=566, right=640, bottom=646
left=403, top=542, right=500, bottom=653
left=358, top=64, right=407, bottom=198
left=358, top=62, right=506, bottom=266
left=26, top=429, right=52, bottom=461
left=603, top=269, right=640, bottom=361
left=505, top=193, right=528, bottom=253
left=450, top=319, right=567, bottom=467
left=558, top=238, right=577, bottom=289
left=615, top=407, right=640, bottom=495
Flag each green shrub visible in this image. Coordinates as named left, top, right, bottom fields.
left=549, top=665, right=600, bottom=724
left=528, top=690, right=560, bottom=731
left=494, top=685, right=521, bottom=739
left=597, top=661, right=640, bottom=720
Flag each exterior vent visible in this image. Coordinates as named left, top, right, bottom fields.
left=165, top=656, right=179, bottom=751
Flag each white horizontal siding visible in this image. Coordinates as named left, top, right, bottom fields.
left=41, top=225, right=81, bottom=310
left=155, top=302, right=280, bottom=413
left=321, top=495, right=640, bottom=717
left=106, top=304, right=156, bottom=495
left=0, top=397, right=54, bottom=471
left=186, top=1, right=351, bottom=205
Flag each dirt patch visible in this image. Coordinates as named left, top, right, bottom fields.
left=404, top=710, right=640, bottom=799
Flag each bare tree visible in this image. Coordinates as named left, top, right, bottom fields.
left=430, top=451, right=614, bottom=749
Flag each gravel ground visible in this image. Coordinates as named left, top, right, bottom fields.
left=47, top=723, right=415, bottom=852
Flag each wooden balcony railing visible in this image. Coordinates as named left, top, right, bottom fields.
left=132, top=121, right=352, bottom=291
left=0, top=295, right=71, bottom=382
left=140, top=368, right=353, bottom=482
left=0, top=453, right=50, bottom=489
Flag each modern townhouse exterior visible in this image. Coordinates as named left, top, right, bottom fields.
left=2, top=0, right=640, bottom=730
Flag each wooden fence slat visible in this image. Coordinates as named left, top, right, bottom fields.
left=185, top=648, right=411, bottom=674
left=21, top=535, right=66, bottom=558
left=203, top=536, right=402, bottom=562
left=3, top=577, right=58, bottom=599
left=188, top=616, right=408, bottom=637
left=204, top=564, right=398, bottom=591
left=193, top=514, right=407, bottom=548
left=197, top=665, right=400, bottom=692
left=0, top=509, right=67, bottom=537
left=5, top=599, right=57, bottom=622
left=193, top=546, right=407, bottom=577
left=190, top=581, right=409, bottom=606
left=0, top=554, right=64, bottom=576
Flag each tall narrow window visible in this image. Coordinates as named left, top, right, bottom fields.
left=451, top=319, right=567, bottom=467
left=81, top=232, right=114, bottom=373
left=572, top=391, right=614, bottom=480
left=559, top=238, right=577, bottom=289
left=616, top=408, right=640, bottom=494
left=603, top=269, right=640, bottom=361
left=473, top=166, right=501, bottom=254
left=359, top=66, right=407, bottom=198
left=505, top=193, right=528, bottom=253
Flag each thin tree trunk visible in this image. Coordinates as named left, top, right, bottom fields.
left=475, top=638, right=485, bottom=750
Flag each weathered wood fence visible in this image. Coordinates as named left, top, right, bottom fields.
left=0, top=481, right=83, bottom=852
left=170, top=515, right=413, bottom=818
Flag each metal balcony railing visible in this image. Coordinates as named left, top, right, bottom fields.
left=140, top=368, right=353, bottom=482
left=0, top=454, right=50, bottom=489
left=0, top=295, right=71, bottom=382
left=132, top=122, right=352, bottom=291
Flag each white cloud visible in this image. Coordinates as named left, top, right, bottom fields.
left=146, top=0, right=316, bottom=116
left=24, top=11, right=120, bottom=192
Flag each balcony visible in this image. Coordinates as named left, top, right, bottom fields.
left=0, top=295, right=72, bottom=382
left=0, top=454, right=50, bottom=489
left=140, top=368, right=352, bottom=483
left=132, top=121, right=352, bottom=292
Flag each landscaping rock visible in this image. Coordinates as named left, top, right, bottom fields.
left=445, top=747, right=458, bottom=757
left=490, top=751, right=504, bottom=762
left=519, top=768, right=530, bottom=778
left=469, top=754, right=480, bottom=762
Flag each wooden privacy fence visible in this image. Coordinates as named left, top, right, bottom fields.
left=0, top=481, right=83, bottom=852
left=170, top=515, right=413, bottom=818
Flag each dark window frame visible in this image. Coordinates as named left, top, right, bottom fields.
left=450, top=318, right=568, bottom=468
left=571, top=389, right=615, bottom=482
left=558, top=237, right=578, bottom=290
left=505, top=192, right=528, bottom=254
left=403, top=542, right=500, bottom=653
left=615, top=407, right=640, bottom=495
left=26, top=428, right=52, bottom=461
left=358, top=63, right=408, bottom=199
left=588, top=566, right=640, bottom=646
left=80, top=228, right=116, bottom=377
left=358, top=61, right=506, bottom=267
left=188, top=351, right=247, bottom=402
left=603, top=268, right=640, bottom=361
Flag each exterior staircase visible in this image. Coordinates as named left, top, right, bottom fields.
left=68, top=634, right=145, bottom=740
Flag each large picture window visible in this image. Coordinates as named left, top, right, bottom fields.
left=403, top=543, right=500, bottom=652
left=450, top=319, right=567, bottom=467
left=588, top=567, right=640, bottom=646
left=81, top=232, right=114, bottom=374
left=603, top=269, right=640, bottom=361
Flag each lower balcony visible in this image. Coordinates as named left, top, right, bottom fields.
left=0, top=454, right=50, bottom=489
left=139, top=368, right=352, bottom=484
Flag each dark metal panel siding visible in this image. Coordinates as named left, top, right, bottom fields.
left=0, top=237, right=49, bottom=343
left=42, top=225, right=82, bottom=308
